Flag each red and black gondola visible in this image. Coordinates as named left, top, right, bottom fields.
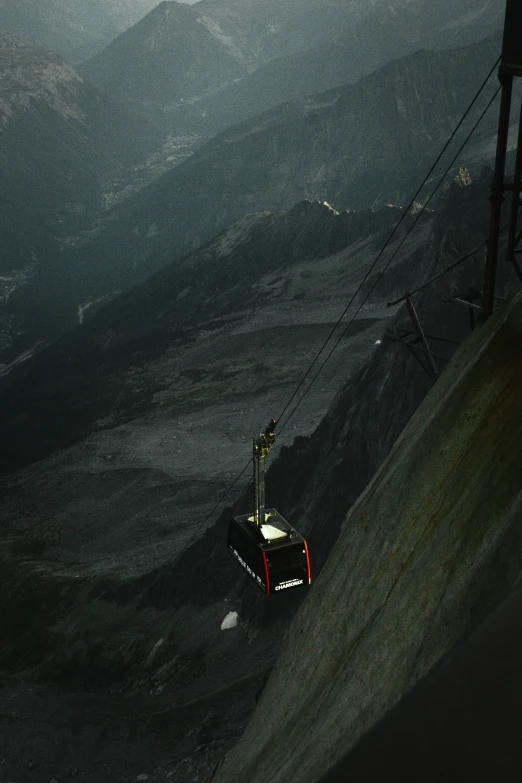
left=227, top=419, right=311, bottom=594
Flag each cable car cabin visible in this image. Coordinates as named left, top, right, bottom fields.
left=228, top=418, right=311, bottom=594
left=227, top=509, right=311, bottom=595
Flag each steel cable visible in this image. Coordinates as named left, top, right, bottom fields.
left=179, top=54, right=502, bottom=552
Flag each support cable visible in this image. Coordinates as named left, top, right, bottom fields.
left=175, top=55, right=502, bottom=554
left=388, top=220, right=511, bottom=307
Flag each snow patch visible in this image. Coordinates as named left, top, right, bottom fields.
left=221, top=611, right=238, bottom=630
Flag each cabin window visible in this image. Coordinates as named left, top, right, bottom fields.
left=266, top=543, right=304, bottom=572
left=228, top=521, right=264, bottom=581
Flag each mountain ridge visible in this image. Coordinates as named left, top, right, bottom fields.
left=0, top=27, right=163, bottom=362
left=66, top=34, right=502, bottom=311
left=0, top=0, right=163, bottom=62
left=80, top=0, right=504, bottom=139
left=1, top=32, right=502, bottom=375
left=80, top=1, right=247, bottom=105
left=0, top=197, right=418, bottom=474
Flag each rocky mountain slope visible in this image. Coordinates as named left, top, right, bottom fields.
left=80, top=1, right=247, bottom=106
left=196, top=0, right=504, bottom=68
left=0, top=172, right=519, bottom=782
left=0, top=29, right=163, bottom=366
left=202, top=0, right=506, bottom=130
left=0, top=0, right=162, bottom=62
left=0, top=191, right=431, bottom=783
left=199, top=0, right=505, bottom=136
left=0, top=198, right=421, bottom=475
left=0, top=5, right=518, bottom=782
left=1, top=32, right=503, bottom=380
left=63, top=35, right=502, bottom=316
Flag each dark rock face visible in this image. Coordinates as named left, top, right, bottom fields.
left=317, top=581, right=522, bottom=783
left=0, top=0, right=162, bottom=62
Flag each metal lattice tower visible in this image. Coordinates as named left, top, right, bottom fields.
left=482, top=0, right=522, bottom=318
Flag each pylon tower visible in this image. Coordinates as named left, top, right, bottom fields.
left=482, top=0, right=522, bottom=318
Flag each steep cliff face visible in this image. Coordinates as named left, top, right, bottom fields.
left=0, top=0, right=162, bottom=62
left=318, top=578, right=522, bottom=781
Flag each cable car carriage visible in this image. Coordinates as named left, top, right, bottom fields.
left=227, top=418, right=311, bottom=595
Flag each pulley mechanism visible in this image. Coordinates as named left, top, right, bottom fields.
left=226, top=417, right=311, bottom=595
left=253, top=417, right=277, bottom=531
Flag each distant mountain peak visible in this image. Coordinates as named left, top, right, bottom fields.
left=80, top=0, right=246, bottom=104
left=151, top=1, right=195, bottom=16
left=0, top=1, right=164, bottom=62
left=0, top=28, right=85, bottom=125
